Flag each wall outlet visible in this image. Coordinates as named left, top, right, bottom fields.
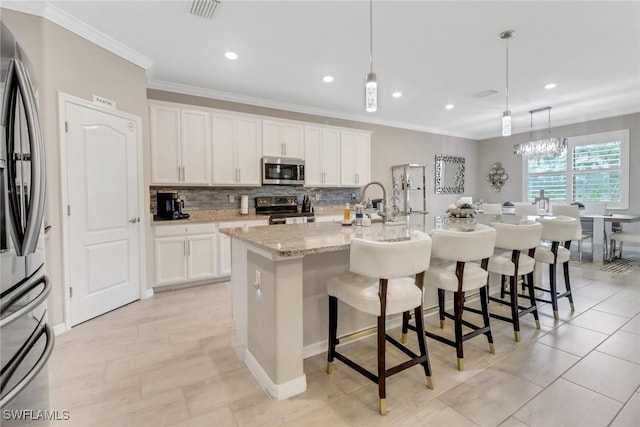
left=254, top=270, right=262, bottom=290
left=228, top=194, right=235, bottom=203
left=314, top=194, right=320, bottom=201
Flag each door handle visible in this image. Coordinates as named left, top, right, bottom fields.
left=128, top=217, right=139, bottom=223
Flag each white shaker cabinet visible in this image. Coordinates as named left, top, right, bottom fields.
left=212, top=113, right=262, bottom=186
left=154, top=223, right=217, bottom=286
left=304, top=126, right=341, bottom=187
left=262, top=120, right=304, bottom=158
left=340, top=130, right=371, bottom=186
left=149, top=104, right=212, bottom=185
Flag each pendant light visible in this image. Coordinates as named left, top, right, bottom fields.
left=500, top=30, right=515, bottom=136
left=514, top=106, right=567, bottom=159
left=365, top=0, right=377, bottom=112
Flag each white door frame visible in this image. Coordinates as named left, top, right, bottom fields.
left=58, top=93, right=148, bottom=332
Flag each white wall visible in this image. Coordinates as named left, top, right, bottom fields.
left=1, top=9, right=149, bottom=326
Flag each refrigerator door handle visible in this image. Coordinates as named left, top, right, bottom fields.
left=0, top=273, right=50, bottom=328
left=0, top=318, right=54, bottom=408
left=2, top=59, right=46, bottom=257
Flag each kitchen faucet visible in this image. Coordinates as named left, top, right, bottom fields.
left=360, top=181, right=388, bottom=223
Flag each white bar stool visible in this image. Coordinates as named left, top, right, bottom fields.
left=485, top=220, right=542, bottom=341
left=326, top=230, right=433, bottom=415
left=410, top=224, right=497, bottom=371
left=533, top=216, right=578, bottom=319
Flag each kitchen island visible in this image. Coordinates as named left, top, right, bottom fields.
left=220, top=219, right=434, bottom=400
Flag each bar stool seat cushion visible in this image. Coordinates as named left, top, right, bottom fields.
left=327, top=275, right=422, bottom=316
left=535, top=242, right=571, bottom=264
left=488, top=252, right=536, bottom=276
left=425, top=260, right=488, bottom=292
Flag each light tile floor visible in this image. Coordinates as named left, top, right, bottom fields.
left=15, top=261, right=640, bottom=426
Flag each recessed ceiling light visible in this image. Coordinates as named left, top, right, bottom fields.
left=445, top=104, right=455, bottom=110
left=323, top=75, right=334, bottom=83
left=544, top=83, right=557, bottom=90
left=392, top=91, right=402, bottom=98
left=224, top=51, right=238, bottom=60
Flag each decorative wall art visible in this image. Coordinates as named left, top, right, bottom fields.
left=435, top=155, right=465, bottom=194
left=486, top=162, right=508, bottom=192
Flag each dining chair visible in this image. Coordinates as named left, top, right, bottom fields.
left=514, top=203, right=538, bottom=216
left=533, top=216, right=578, bottom=319
left=552, top=204, right=593, bottom=263
left=408, top=224, right=497, bottom=371
left=484, top=220, right=543, bottom=342
left=482, top=203, right=503, bottom=215
left=610, top=231, right=640, bottom=260
left=326, top=230, right=433, bottom=415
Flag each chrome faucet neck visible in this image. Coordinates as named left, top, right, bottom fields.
left=360, top=181, right=388, bottom=223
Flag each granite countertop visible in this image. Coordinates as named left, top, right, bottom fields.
left=219, top=221, right=417, bottom=257
left=151, top=206, right=345, bottom=225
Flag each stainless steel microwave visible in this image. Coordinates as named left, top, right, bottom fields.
left=262, top=157, right=305, bottom=185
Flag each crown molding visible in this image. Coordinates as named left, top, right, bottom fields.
left=2, top=1, right=153, bottom=70
left=147, top=79, right=473, bottom=140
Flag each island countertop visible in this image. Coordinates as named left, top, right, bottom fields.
left=219, top=221, right=422, bottom=257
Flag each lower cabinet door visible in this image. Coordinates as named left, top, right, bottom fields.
left=155, top=236, right=188, bottom=285
left=187, top=233, right=217, bottom=281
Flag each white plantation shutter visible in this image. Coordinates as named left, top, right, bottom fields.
left=524, top=130, right=629, bottom=209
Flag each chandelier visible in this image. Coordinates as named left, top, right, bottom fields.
left=514, top=106, right=567, bottom=159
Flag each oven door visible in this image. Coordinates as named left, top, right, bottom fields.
left=262, top=157, right=304, bottom=185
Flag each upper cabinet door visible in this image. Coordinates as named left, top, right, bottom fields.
left=340, top=130, right=371, bottom=186
left=321, top=128, right=341, bottom=186
left=180, top=109, right=212, bottom=185
left=150, top=105, right=181, bottom=184
left=211, top=113, right=238, bottom=185
left=262, top=120, right=303, bottom=158
left=235, top=117, right=262, bottom=185
left=305, top=126, right=341, bottom=187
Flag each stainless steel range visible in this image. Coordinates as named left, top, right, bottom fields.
left=256, top=196, right=315, bottom=225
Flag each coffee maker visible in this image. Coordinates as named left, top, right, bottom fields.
left=156, top=192, right=189, bottom=220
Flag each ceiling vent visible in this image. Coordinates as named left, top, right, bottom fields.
left=473, top=89, right=498, bottom=98
left=190, top=0, right=221, bottom=20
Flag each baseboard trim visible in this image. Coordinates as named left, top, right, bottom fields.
left=52, top=323, right=68, bottom=336
left=244, top=350, right=307, bottom=400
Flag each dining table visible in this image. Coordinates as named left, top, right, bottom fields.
left=578, top=213, right=640, bottom=265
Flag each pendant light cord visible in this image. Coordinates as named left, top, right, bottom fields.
left=370, top=0, right=374, bottom=74
left=505, top=36, right=509, bottom=111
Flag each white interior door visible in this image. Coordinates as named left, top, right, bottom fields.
left=64, top=102, right=141, bottom=326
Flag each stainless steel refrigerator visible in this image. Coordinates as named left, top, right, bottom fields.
left=1, top=21, right=53, bottom=412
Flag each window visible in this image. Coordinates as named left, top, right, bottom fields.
left=524, top=129, right=629, bottom=209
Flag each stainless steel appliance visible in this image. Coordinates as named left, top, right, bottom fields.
left=155, top=191, right=189, bottom=220
left=1, top=23, right=53, bottom=410
left=256, top=196, right=315, bottom=225
left=262, top=157, right=305, bottom=186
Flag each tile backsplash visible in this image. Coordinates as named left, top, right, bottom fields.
left=150, top=185, right=361, bottom=213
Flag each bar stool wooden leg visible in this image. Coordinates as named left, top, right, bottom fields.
left=438, top=289, right=446, bottom=329
left=563, top=261, right=575, bottom=311
left=479, top=284, right=495, bottom=354
left=549, top=262, right=559, bottom=320
left=377, top=313, right=387, bottom=414
left=526, top=271, right=541, bottom=329
left=509, top=274, right=521, bottom=342
left=413, top=304, right=433, bottom=389
left=401, top=311, right=410, bottom=344
left=454, top=291, right=465, bottom=371
left=326, top=296, right=338, bottom=374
